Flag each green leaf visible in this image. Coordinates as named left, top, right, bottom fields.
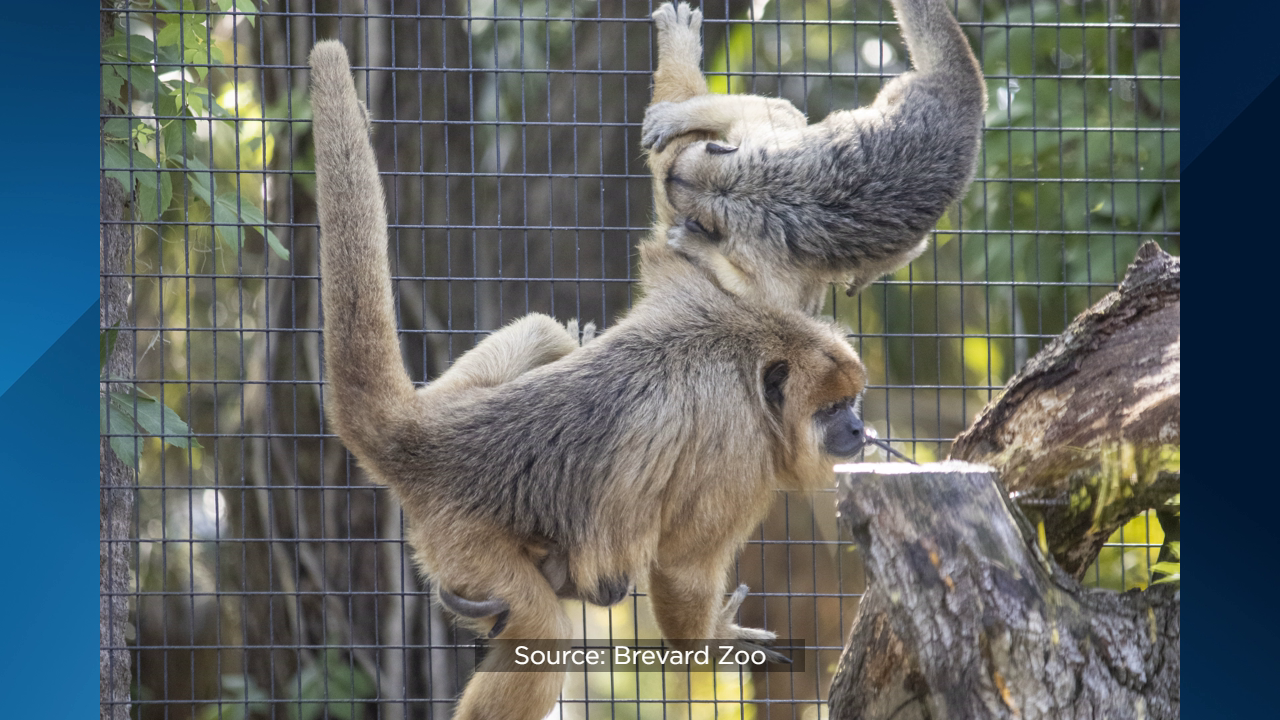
left=102, top=118, right=131, bottom=140
left=100, top=325, right=121, bottom=373
left=102, top=67, right=127, bottom=110
left=107, top=59, right=158, bottom=97
left=137, top=170, right=174, bottom=224
left=235, top=0, right=259, bottom=26
left=1150, top=560, right=1180, bottom=584
left=156, top=15, right=182, bottom=48
left=185, top=158, right=288, bottom=259
left=110, top=391, right=202, bottom=450
left=102, top=141, right=136, bottom=190
left=103, top=398, right=140, bottom=467
left=102, top=33, right=157, bottom=63
left=285, top=650, right=374, bottom=720
left=233, top=190, right=289, bottom=259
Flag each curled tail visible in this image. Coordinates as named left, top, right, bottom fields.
left=310, top=41, right=415, bottom=458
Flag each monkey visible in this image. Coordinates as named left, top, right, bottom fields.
left=310, top=40, right=870, bottom=720
left=642, top=0, right=987, bottom=313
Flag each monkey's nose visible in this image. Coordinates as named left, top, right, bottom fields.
left=826, top=414, right=865, bottom=457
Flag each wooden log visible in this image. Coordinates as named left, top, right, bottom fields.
left=828, top=463, right=1178, bottom=720
left=949, top=241, right=1180, bottom=577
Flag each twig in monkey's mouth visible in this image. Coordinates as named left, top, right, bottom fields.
left=864, top=435, right=918, bottom=464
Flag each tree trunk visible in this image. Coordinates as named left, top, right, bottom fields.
left=948, top=241, right=1180, bottom=577
left=100, top=3, right=135, bottom=719
left=828, top=464, right=1179, bottom=720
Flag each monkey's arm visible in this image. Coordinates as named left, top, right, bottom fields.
left=642, top=94, right=807, bottom=153
left=647, top=3, right=805, bottom=151
left=651, top=2, right=707, bottom=104
left=311, top=41, right=418, bottom=457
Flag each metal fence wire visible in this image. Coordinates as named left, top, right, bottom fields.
left=99, top=1, right=1179, bottom=718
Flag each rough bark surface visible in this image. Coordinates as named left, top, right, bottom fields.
left=828, top=464, right=1179, bottom=720
left=101, top=5, right=135, bottom=717
left=101, top=5, right=136, bottom=720
left=949, top=241, right=1180, bottom=577
left=101, top=176, right=135, bottom=720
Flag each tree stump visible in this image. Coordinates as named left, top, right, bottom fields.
left=828, top=463, right=1179, bottom=720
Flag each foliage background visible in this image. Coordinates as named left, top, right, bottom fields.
left=100, top=0, right=1179, bottom=718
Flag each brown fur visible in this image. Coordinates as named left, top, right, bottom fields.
left=644, top=0, right=987, bottom=312
left=311, top=39, right=868, bottom=720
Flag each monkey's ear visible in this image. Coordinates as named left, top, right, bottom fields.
left=763, top=361, right=789, bottom=408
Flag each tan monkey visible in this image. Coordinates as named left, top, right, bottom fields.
left=311, top=38, right=870, bottom=720
left=644, top=0, right=987, bottom=313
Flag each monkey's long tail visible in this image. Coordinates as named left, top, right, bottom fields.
left=310, top=41, right=417, bottom=453
left=893, top=0, right=985, bottom=92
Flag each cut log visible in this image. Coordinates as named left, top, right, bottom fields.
left=828, top=463, right=1179, bottom=720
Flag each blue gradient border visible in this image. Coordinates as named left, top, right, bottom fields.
left=1182, top=2, right=1276, bottom=716
left=0, top=2, right=1246, bottom=714
left=0, top=7, right=99, bottom=711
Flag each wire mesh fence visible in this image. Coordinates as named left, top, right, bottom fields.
left=100, top=0, right=1179, bottom=718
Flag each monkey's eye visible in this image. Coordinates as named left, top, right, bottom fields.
left=682, top=217, right=722, bottom=243
left=816, top=402, right=846, bottom=420
left=683, top=218, right=710, bottom=235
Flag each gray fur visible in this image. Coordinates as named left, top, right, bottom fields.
left=644, top=0, right=987, bottom=310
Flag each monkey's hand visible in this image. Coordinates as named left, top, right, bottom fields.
left=641, top=102, right=687, bottom=152
left=643, top=94, right=807, bottom=152
left=718, top=584, right=792, bottom=665
left=565, top=319, right=597, bottom=347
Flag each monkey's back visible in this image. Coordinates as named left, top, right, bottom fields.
left=376, top=290, right=800, bottom=556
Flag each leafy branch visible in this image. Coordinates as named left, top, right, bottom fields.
left=100, top=325, right=201, bottom=467
left=101, top=0, right=287, bottom=259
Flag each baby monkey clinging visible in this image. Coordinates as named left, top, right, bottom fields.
left=644, top=0, right=987, bottom=313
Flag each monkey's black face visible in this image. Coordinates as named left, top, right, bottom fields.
left=816, top=401, right=865, bottom=458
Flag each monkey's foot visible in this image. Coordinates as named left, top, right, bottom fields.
left=718, top=584, right=792, bottom=664
left=438, top=588, right=511, bottom=639
left=653, top=2, right=703, bottom=68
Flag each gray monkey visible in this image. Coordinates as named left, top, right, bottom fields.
left=644, top=0, right=987, bottom=312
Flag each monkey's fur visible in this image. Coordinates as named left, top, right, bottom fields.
left=644, top=0, right=986, bottom=312
left=311, top=39, right=869, bottom=720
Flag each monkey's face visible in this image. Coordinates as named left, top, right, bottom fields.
left=759, top=331, right=869, bottom=486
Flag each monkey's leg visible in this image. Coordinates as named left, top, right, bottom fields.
left=651, top=2, right=706, bottom=104
left=423, top=313, right=578, bottom=396
left=647, top=548, right=779, bottom=650
left=641, top=94, right=807, bottom=153
left=452, top=561, right=572, bottom=720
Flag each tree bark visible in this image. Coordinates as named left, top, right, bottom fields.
left=949, top=241, right=1180, bottom=578
left=828, top=464, right=1179, bottom=720
left=100, top=4, right=135, bottom=719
